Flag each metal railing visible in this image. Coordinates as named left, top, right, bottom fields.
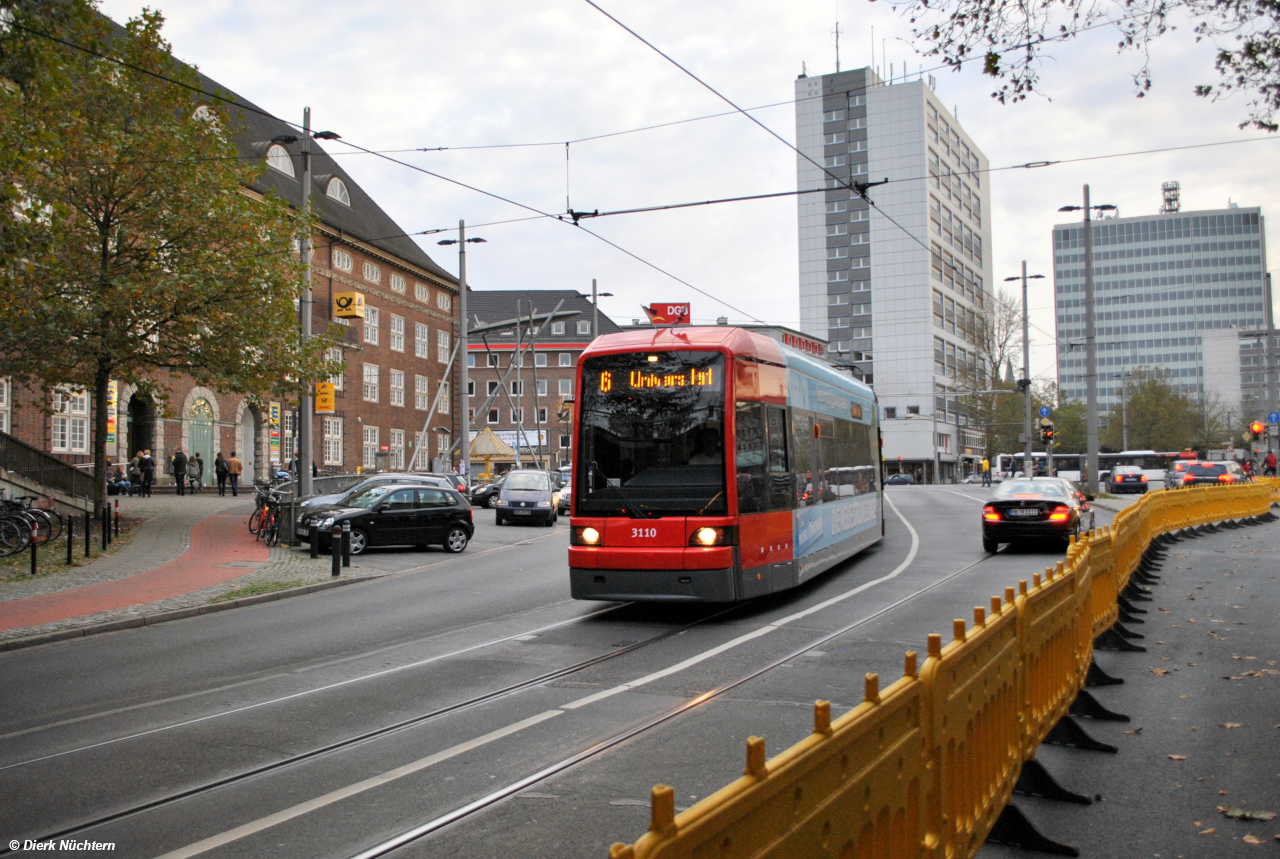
left=0, top=431, right=96, bottom=499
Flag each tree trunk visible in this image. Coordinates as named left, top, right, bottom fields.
left=92, top=358, right=112, bottom=512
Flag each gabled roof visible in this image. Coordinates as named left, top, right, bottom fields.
left=207, top=78, right=456, bottom=285
left=466, top=290, right=624, bottom=344
left=99, top=15, right=456, bottom=286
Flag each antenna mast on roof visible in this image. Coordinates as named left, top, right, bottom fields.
left=1160, top=180, right=1181, bottom=214
left=833, top=21, right=842, bottom=73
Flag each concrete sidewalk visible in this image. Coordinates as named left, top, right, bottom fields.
left=0, top=494, right=351, bottom=648
left=980, top=514, right=1280, bottom=858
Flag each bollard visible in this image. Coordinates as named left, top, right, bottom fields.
left=66, top=514, right=74, bottom=565
left=310, top=521, right=319, bottom=559
left=341, top=520, right=351, bottom=568
left=84, top=510, right=91, bottom=557
left=114, top=500, right=120, bottom=537
left=30, top=519, right=38, bottom=576
left=331, top=525, right=342, bottom=577
left=101, top=507, right=108, bottom=550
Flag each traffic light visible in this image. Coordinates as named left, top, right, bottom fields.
left=1039, top=417, right=1054, bottom=443
left=1250, top=421, right=1265, bottom=440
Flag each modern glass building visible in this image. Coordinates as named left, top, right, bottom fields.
left=1053, top=206, right=1270, bottom=413
left=794, top=66, right=994, bottom=481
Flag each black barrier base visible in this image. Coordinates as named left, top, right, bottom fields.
left=987, top=803, right=1080, bottom=856
left=1095, top=627, right=1147, bottom=652
left=1221, top=519, right=1242, bottom=529
left=1044, top=716, right=1118, bottom=754
left=1118, top=594, right=1150, bottom=615
left=1112, top=621, right=1144, bottom=640
left=1014, top=758, right=1092, bottom=805
left=1070, top=689, right=1130, bottom=722
left=1118, top=606, right=1146, bottom=625
left=1121, top=584, right=1153, bottom=602
left=1085, top=660, right=1124, bottom=687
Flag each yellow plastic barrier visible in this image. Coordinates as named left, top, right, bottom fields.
left=921, top=601, right=1022, bottom=859
left=609, top=484, right=1272, bottom=859
left=612, top=660, right=931, bottom=859
left=1016, top=567, right=1082, bottom=753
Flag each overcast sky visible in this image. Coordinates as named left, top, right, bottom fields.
left=99, top=0, right=1280, bottom=385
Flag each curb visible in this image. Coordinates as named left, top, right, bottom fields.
left=0, top=573, right=385, bottom=654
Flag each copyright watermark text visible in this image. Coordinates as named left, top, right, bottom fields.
left=9, top=841, right=115, bottom=852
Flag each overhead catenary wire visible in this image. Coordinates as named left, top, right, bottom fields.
left=10, top=19, right=765, bottom=323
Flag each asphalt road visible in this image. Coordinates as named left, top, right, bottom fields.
left=0, top=486, right=1186, bottom=859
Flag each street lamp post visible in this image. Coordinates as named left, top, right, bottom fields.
left=1059, top=187, right=1116, bottom=494
left=1004, top=264, right=1045, bottom=480
left=590, top=279, right=613, bottom=339
left=437, top=225, right=486, bottom=480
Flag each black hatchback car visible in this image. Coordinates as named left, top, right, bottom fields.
left=982, top=478, right=1094, bottom=552
left=296, top=483, right=474, bottom=555
left=1105, top=465, right=1149, bottom=494
left=1175, top=460, right=1250, bottom=487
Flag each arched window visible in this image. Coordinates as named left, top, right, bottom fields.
left=326, top=177, right=351, bottom=205
left=266, top=144, right=295, bottom=178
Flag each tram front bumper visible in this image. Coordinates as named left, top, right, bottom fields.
left=570, top=566, right=737, bottom=602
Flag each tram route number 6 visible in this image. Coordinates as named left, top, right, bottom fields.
left=631, top=526, right=657, bottom=539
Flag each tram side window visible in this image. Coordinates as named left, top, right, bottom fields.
left=791, top=410, right=815, bottom=507
left=765, top=406, right=794, bottom=510
left=815, top=418, right=837, bottom=502
left=735, top=402, right=768, bottom=514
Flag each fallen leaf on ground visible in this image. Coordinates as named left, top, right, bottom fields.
left=1218, top=806, right=1276, bottom=821
left=1123, top=728, right=1142, bottom=735
left=1219, top=790, right=1230, bottom=796
left=1169, top=754, right=1187, bottom=760
left=1199, top=828, right=1215, bottom=835
left=1153, top=668, right=1171, bottom=675
left=1243, top=834, right=1264, bottom=844
left=1221, top=723, right=1242, bottom=729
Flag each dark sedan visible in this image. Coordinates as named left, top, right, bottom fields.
left=982, top=478, right=1093, bottom=552
left=1175, top=460, right=1249, bottom=488
left=884, top=473, right=916, bottom=485
left=296, top=483, right=474, bottom=555
left=471, top=475, right=506, bottom=509
left=1106, top=465, right=1149, bottom=494
left=298, top=473, right=451, bottom=511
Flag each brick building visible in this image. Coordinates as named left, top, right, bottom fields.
left=0, top=67, right=459, bottom=486
left=465, top=291, right=623, bottom=471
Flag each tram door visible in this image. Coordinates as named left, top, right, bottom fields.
left=188, top=399, right=214, bottom=487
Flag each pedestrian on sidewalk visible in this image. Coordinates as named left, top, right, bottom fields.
left=128, top=453, right=143, bottom=490
left=214, top=452, right=230, bottom=496
left=980, top=456, right=991, bottom=487
left=140, top=450, right=155, bottom=497
left=186, top=454, right=202, bottom=494
left=172, top=448, right=188, bottom=497
left=227, top=451, right=243, bottom=497
left=1265, top=450, right=1276, bottom=477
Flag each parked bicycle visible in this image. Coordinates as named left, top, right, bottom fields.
left=249, top=482, right=288, bottom=547
left=0, top=490, right=63, bottom=557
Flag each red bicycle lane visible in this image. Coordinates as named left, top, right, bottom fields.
left=0, top=510, right=269, bottom=633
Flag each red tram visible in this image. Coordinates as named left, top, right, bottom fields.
left=569, top=327, right=883, bottom=602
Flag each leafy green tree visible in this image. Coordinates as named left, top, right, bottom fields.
left=0, top=3, right=336, bottom=507
left=1100, top=369, right=1197, bottom=451
left=1048, top=392, right=1087, bottom=454
left=893, top=0, right=1280, bottom=130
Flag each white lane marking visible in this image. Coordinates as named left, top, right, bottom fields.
left=1, top=605, right=620, bottom=772
left=566, top=493, right=920, bottom=708
left=935, top=488, right=988, bottom=503
left=153, top=498, right=924, bottom=857
left=153, top=710, right=563, bottom=859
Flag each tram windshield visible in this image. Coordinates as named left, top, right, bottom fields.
left=576, top=351, right=727, bottom=517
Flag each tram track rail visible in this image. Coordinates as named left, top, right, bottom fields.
left=0, top=601, right=745, bottom=853
left=345, top=495, right=1009, bottom=858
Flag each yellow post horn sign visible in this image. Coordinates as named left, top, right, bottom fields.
left=315, top=382, right=336, bottom=414
left=333, top=291, right=366, bottom=319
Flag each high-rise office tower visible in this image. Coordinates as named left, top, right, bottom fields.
left=1052, top=204, right=1270, bottom=414
left=795, top=67, right=994, bottom=481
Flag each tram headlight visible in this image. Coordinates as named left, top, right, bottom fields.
left=572, top=526, right=602, bottom=546
left=689, top=526, right=733, bottom=547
